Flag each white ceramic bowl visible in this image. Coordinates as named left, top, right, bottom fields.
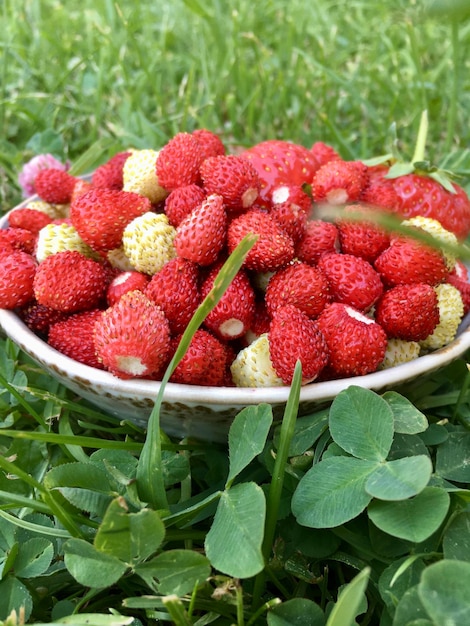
left=2, top=199, right=470, bottom=441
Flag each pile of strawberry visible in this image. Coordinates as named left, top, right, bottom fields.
left=1, top=128, right=470, bottom=388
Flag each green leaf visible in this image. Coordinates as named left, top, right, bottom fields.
left=418, top=560, right=470, bottom=625
left=205, top=482, right=265, bottom=578
left=378, top=556, right=426, bottom=618
left=368, top=487, right=450, bottom=542
left=436, top=431, right=470, bottom=482
left=382, top=392, right=429, bottom=435
left=392, top=585, right=430, bottom=626
left=135, top=549, right=211, bottom=596
left=94, top=498, right=165, bottom=565
left=44, top=461, right=112, bottom=492
left=38, top=616, right=135, bottom=625
left=424, top=0, right=470, bottom=21
left=268, top=597, right=326, bottom=625
left=13, top=537, right=54, bottom=578
left=63, top=538, right=128, bottom=588
left=443, top=512, right=470, bottom=560
left=227, top=403, right=273, bottom=487
left=292, top=457, right=377, bottom=528
left=325, top=567, right=370, bottom=626
left=0, top=576, right=33, bottom=622
left=329, top=387, right=394, bottom=461
left=365, top=455, right=432, bottom=501
left=279, top=408, right=329, bottom=457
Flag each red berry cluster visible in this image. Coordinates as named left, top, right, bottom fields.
left=1, top=129, right=470, bottom=387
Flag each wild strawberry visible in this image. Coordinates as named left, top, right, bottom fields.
left=35, top=222, right=98, bottom=263
left=265, top=261, right=331, bottom=319
left=164, top=184, right=207, bottom=227
left=122, top=212, right=177, bottom=275
left=227, top=209, right=295, bottom=272
left=70, top=178, right=93, bottom=203
left=0, top=227, right=36, bottom=255
left=0, top=251, right=37, bottom=309
left=156, top=132, right=205, bottom=191
left=318, top=252, right=384, bottom=312
left=145, top=257, right=200, bottom=334
left=271, top=183, right=312, bottom=211
left=33, top=250, right=107, bottom=313
left=374, top=236, right=448, bottom=287
left=380, top=339, right=421, bottom=369
left=295, top=219, right=339, bottom=265
left=170, top=329, right=228, bottom=386
left=48, top=309, right=105, bottom=369
left=419, top=283, right=464, bottom=350
left=270, top=184, right=310, bottom=243
left=106, top=270, right=150, bottom=306
left=122, top=149, right=168, bottom=204
left=375, top=283, right=440, bottom=341
left=8, top=208, right=52, bottom=234
left=92, top=151, right=131, bottom=190
left=400, top=215, right=458, bottom=271
left=200, top=154, right=261, bottom=210
left=192, top=128, right=226, bottom=160
left=230, top=333, right=283, bottom=388
left=360, top=165, right=399, bottom=210
left=34, top=168, right=78, bottom=204
left=19, top=301, right=68, bottom=337
left=24, top=199, right=66, bottom=219
left=244, top=297, right=272, bottom=343
left=336, top=204, right=390, bottom=263
left=174, top=194, right=227, bottom=266
left=240, top=140, right=319, bottom=205
left=310, top=141, right=341, bottom=170
left=70, top=188, right=152, bottom=252
left=448, top=261, right=470, bottom=315
left=94, top=291, right=171, bottom=379
left=312, top=160, right=369, bottom=205
left=268, top=304, right=329, bottom=384
left=317, top=302, right=387, bottom=377
left=200, top=264, right=255, bottom=340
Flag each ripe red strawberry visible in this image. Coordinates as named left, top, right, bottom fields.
left=0, top=250, right=37, bottom=309
left=271, top=183, right=312, bottom=211
left=94, top=290, right=171, bottom=379
left=34, top=168, right=78, bottom=204
left=360, top=165, right=399, bottom=210
left=164, top=184, right=207, bottom=227
left=245, top=296, right=272, bottom=342
left=106, top=270, right=150, bottom=306
left=265, top=261, right=331, bottom=319
left=312, top=159, right=369, bottom=205
left=145, top=257, right=200, bottom=334
left=19, top=301, right=68, bottom=337
left=156, top=132, right=205, bottom=191
left=70, top=188, right=151, bottom=251
left=170, top=329, right=228, bottom=386
left=200, top=154, right=261, bottom=210
left=375, top=283, right=440, bottom=341
left=374, top=236, right=448, bottom=287
left=200, top=264, right=255, bottom=340
left=317, top=302, right=387, bottom=376
left=0, top=227, right=36, bottom=255
left=336, top=204, right=390, bottom=263
left=270, top=183, right=311, bottom=243
left=318, top=252, right=384, bottom=312
left=448, top=260, right=470, bottom=315
left=8, top=208, right=52, bottom=234
left=227, top=209, right=295, bottom=272
left=33, top=250, right=108, bottom=312
left=295, top=219, right=340, bottom=265
left=192, top=128, right=226, bottom=160
left=48, top=309, right=105, bottom=369
left=240, top=140, right=319, bottom=205
left=268, top=304, right=329, bottom=384
left=310, top=141, right=341, bottom=169
left=70, top=178, right=93, bottom=203
left=174, top=194, right=227, bottom=266
left=92, top=151, right=131, bottom=190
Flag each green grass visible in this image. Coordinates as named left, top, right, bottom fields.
left=1, top=0, right=470, bottom=207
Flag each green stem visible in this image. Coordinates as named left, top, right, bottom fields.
left=411, top=110, right=429, bottom=164
left=444, top=19, right=460, bottom=155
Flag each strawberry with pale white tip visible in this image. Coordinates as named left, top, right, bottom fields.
left=122, top=149, right=168, bottom=204
left=94, top=290, right=171, bottom=379
left=312, top=159, right=369, bottom=206
left=317, top=302, right=387, bottom=377
left=106, top=270, right=150, bottom=306
left=268, top=304, right=330, bottom=384
left=122, top=212, right=177, bottom=275
left=0, top=250, right=37, bottom=309
left=270, top=185, right=310, bottom=243
left=380, top=339, right=421, bottom=369
left=231, top=333, right=284, bottom=388
left=419, top=283, right=464, bottom=350
left=35, top=222, right=98, bottom=263
left=48, top=309, right=105, bottom=369
left=156, top=132, right=205, bottom=191
left=170, top=329, right=228, bottom=386
left=200, top=154, right=261, bottom=211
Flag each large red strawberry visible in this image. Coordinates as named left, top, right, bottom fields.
left=227, top=209, right=295, bottom=272
left=240, top=140, right=319, bottom=205
left=174, top=194, right=227, bottom=266
left=33, top=250, right=107, bottom=313
left=70, top=188, right=151, bottom=252
left=0, top=250, right=37, bottom=309
left=48, top=309, right=105, bottom=369
left=268, top=304, right=329, bottom=384
left=156, top=132, right=205, bottom=190
left=145, top=257, right=200, bottom=334
left=317, top=302, right=387, bottom=377
left=318, top=252, right=384, bottom=313
left=94, top=290, right=171, bottom=379
left=200, top=154, right=261, bottom=210
left=170, top=329, right=228, bottom=386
